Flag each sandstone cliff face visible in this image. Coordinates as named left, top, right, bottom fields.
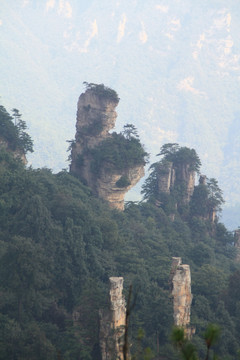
left=175, top=163, right=195, bottom=203
left=157, top=161, right=195, bottom=205
left=99, top=277, right=126, bottom=360
left=70, top=86, right=145, bottom=210
left=157, top=161, right=175, bottom=194
left=96, top=165, right=144, bottom=210
left=170, top=257, right=194, bottom=338
left=73, top=89, right=118, bottom=152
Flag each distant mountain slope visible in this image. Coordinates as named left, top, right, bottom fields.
left=0, top=0, right=240, bottom=227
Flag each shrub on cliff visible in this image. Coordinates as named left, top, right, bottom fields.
left=90, top=131, right=148, bottom=175
left=83, top=82, right=120, bottom=103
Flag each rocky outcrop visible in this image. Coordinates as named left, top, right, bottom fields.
left=99, top=277, right=126, bottom=360
left=157, top=161, right=195, bottom=205
left=96, top=165, right=144, bottom=210
left=170, top=257, right=194, bottom=339
left=175, top=163, right=195, bottom=203
left=70, top=85, right=145, bottom=210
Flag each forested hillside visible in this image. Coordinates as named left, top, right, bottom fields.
left=0, top=105, right=240, bottom=360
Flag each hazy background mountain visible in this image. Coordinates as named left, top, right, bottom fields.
left=1, top=0, right=240, bottom=228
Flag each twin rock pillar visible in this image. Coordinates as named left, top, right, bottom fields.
left=100, top=260, right=194, bottom=359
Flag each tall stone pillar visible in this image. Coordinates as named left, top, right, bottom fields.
left=99, top=277, right=126, bottom=360
left=170, top=257, right=194, bottom=338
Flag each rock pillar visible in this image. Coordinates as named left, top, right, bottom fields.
left=157, top=161, right=174, bottom=194
left=99, top=277, right=126, bottom=360
left=70, top=85, right=145, bottom=210
left=234, top=230, right=240, bottom=262
left=170, top=257, right=194, bottom=338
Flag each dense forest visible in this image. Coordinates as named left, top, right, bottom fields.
left=0, top=103, right=240, bottom=360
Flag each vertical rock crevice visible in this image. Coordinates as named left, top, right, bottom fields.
left=157, top=161, right=195, bottom=204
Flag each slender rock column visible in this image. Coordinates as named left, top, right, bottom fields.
left=99, top=277, right=126, bottom=360
left=234, top=229, right=240, bottom=262
left=170, top=257, right=195, bottom=338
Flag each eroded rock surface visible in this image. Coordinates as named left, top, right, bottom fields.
left=70, top=86, right=145, bottom=210
left=99, top=277, right=126, bottom=360
left=157, top=161, right=175, bottom=194
left=157, top=161, right=195, bottom=204
left=170, top=257, right=194, bottom=338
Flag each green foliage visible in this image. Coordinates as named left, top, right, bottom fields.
left=172, top=324, right=220, bottom=360
left=206, top=178, right=225, bottom=213
left=0, top=105, right=19, bottom=150
left=157, top=143, right=201, bottom=173
left=190, top=178, right=225, bottom=219
left=83, top=82, right=120, bottom=103
left=116, top=175, right=131, bottom=188
left=66, top=139, right=76, bottom=161
left=171, top=327, right=198, bottom=360
left=90, top=132, right=148, bottom=175
left=142, top=144, right=201, bottom=207
left=121, top=123, right=139, bottom=140
left=192, top=265, right=227, bottom=305
left=141, top=160, right=167, bottom=201
left=0, top=105, right=33, bottom=154
left=204, top=324, right=220, bottom=349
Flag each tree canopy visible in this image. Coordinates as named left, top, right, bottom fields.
left=157, top=143, right=201, bottom=173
